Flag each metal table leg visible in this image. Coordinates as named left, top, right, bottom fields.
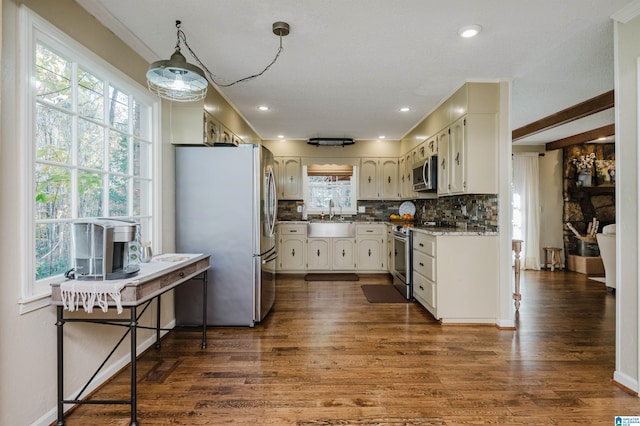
left=130, top=306, right=138, bottom=426
left=56, top=306, right=65, bottom=426
left=202, top=271, right=208, bottom=349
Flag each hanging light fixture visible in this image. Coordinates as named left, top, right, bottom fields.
left=146, top=20, right=290, bottom=102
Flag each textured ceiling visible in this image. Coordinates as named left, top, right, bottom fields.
left=77, top=0, right=631, bottom=144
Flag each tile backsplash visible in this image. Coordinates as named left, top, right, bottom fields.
left=278, top=194, right=498, bottom=231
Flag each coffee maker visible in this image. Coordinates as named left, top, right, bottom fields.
left=71, top=218, right=140, bottom=280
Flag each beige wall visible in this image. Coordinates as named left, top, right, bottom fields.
left=613, top=1, right=640, bottom=392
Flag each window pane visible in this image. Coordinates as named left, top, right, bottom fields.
left=78, top=118, right=104, bottom=169
left=108, top=85, right=129, bottom=131
left=78, top=171, right=104, bottom=217
left=109, top=175, right=128, bottom=216
left=109, top=131, right=129, bottom=174
left=36, top=44, right=71, bottom=109
left=35, top=222, right=71, bottom=280
left=133, top=139, right=151, bottom=177
left=36, top=103, right=72, bottom=163
left=35, top=164, right=71, bottom=220
left=78, top=68, right=104, bottom=120
left=133, top=178, right=151, bottom=216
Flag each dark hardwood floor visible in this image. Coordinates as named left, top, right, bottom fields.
left=61, top=270, right=638, bottom=425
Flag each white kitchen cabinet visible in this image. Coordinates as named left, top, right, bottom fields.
left=387, top=225, right=394, bottom=273
left=411, top=230, right=499, bottom=324
left=356, top=224, right=386, bottom=271
left=274, top=157, right=302, bottom=200
left=437, top=114, right=498, bottom=196
left=307, top=238, right=331, bottom=270
left=332, top=238, right=356, bottom=270
left=278, top=224, right=306, bottom=271
left=436, top=128, right=450, bottom=195
left=359, top=158, right=399, bottom=200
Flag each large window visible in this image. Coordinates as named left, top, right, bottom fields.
left=302, top=164, right=358, bottom=216
left=20, top=8, right=158, bottom=310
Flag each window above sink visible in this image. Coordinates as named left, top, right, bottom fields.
left=302, top=163, right=358, bottom=216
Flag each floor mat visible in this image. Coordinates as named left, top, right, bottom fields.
left=305, top=273, right=359, bottom=281
left=361, top=284, right=409, bottom=303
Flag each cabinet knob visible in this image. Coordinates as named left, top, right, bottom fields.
left=368, top=176, right=372, bottom=183
left=342, top=249, right=346, bottom=257
left=317, top=249, right=321, bottom=257
left=292, top=249, right=296, bottom=257
left=387, top=176, right=391, bottom=183
left=368, top=249, right=372, bottom=257
left=419, top=243, right=424, bottom=247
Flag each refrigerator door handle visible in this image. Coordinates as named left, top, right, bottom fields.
left=262, top=251, right=278, bottom=264
left=255, top=245, right=276, bottom=258
left=266, top=168, right=277, bottom=237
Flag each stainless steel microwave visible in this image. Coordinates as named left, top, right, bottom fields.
left=412, top=156, right=438, bottom=192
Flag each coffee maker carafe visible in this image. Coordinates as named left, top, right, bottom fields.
left=71, top=218, right=140, bottom=280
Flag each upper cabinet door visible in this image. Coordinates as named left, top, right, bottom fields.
left=359, top=158, right=379, bottom=199
left=275, top=156, right=302, bottom=200
left=449, top=117, right=465, bottom=194
left=437, top=129, right=450, bottom=195
left=380, top=158, right=399, bottom=200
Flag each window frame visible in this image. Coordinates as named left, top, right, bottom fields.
left=301, top=164, right=359, bottom=216
left=17, top=7, right=161, bottom=313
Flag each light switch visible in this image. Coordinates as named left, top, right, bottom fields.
left=358, top=206, right=366, bottom=213
left=297, top=205, right=303, bottom=213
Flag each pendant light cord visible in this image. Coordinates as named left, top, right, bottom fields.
left=175, top=21, right=284, bottom=88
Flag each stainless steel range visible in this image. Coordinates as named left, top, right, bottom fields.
left=392, top=225, right=412, bottom=299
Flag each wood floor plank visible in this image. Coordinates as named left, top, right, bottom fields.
left=60, top=271, right=638, bottom=425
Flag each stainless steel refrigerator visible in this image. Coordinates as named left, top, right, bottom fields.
left=174, top=144, right=277, bottom=326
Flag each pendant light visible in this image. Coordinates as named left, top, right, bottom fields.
left=146, top=20, right=290, bottom=102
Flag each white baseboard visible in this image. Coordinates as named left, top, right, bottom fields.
left=613, top=370, right=639, bottom=394
left=31, top=320, right=176, bottom=426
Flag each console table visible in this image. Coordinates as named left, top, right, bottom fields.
left=50, top=253, right=210, bottom=426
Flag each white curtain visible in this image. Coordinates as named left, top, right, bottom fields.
left=513, top=153, right=541, bottom=270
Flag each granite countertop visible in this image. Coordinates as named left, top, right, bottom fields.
left=277, top=220, right=497, bottom=235
left=409, top=226, right=498, bottom=236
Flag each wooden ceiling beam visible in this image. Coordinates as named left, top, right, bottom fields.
left=545, top=123, right=615, bottom=151
left=512, top=90, right=614, bottom=142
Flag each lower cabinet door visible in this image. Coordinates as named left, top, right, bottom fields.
left=333, top=238, right=355, bottom=270
left=280, top=237, right=306, bottom=271
left=307, top=238, right=331, bottom=270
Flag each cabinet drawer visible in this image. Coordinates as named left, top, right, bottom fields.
left=412, top=232, right=436, bottom=256
left=413, top=272, right=436, bottom=308
left=279, top=224, right=307, bottom=235
left=357, top=225, right=385, bottom=236
left=413, top=250, right=435, bottom=281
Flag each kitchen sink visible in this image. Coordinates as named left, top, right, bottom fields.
left=307, top=221, right=355, bottom=238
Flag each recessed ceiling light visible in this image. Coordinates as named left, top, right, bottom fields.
left=257, top=105, right=270, bottom=111
left=277, top=134, right=285, bottom=139
left=458, top=25, right=481, bottom=38
left=378, top=135, right=386, bottom=139
left=400, top=107, right=410, bottom=112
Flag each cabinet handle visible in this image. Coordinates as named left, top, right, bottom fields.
left=290, top=229, right=297, bottom=233
left=387, top=176, right=391, bottom=183
left=292, top=249, right=296, bottom=257
left=317, top=249, right=320, bottom=257
left=368, top=249, right=372, bottom=257
left=401, top=176, right=405, bottom=182
left=288, top=176, right=294, bottom=182
left=419, top=243, right=424, bottom=247
left=368, top=176, right=372, bottom=183
left=455, top=152, right=460, bottom=165
left=366, top=230, right=373, bottom=233
left=419, top=285, right=424, bottom=290
left=419, top=262, right=424, bottom=267
left=178, top=271, right=185, bottom=278
left=441, top=159, right=446, bottom=169
left=342, top=249, right=346, bottom=257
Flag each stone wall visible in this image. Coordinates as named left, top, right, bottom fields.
left=563, top=144, right=615, bottom=255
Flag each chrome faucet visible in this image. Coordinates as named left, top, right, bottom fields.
left=329, top=199, right=335, bottom=221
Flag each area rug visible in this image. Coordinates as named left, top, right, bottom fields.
left=361, top=285, right=409, bottom=303
left=304, top=273, right=359, bottom=281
